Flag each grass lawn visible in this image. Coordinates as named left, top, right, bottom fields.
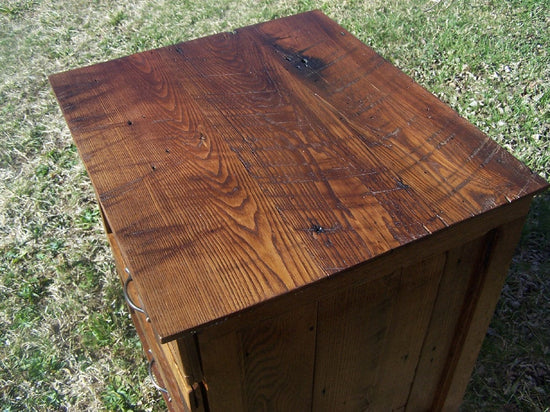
left=1, top=0, right=548, bottom=410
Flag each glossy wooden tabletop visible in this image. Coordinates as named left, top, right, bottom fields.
left=50, top=10, right=548, bottom=341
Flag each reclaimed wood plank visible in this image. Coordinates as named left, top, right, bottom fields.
left=199, top=331, right=245, bottom=411
left=434, top=216, right=529, bottom=410
left=368, top=255, right=446, bottom=410
left=406, top=234, right=494, bottom=410
left=199, top=303, right=317, bottom=411
left=311, top=255, right=444, bottom=411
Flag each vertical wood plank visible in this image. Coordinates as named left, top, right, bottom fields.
left=162, top=339, right=209, bottom=412
left=199, top=303, right=317, bottom=412
left=434, top=216, right=528, bottom=410
left=312, top=270, right=401, bottom=411
left=369, top=255, right=446, bottom=410
left=198, top=331, right=245, bottom=412
left=312, top=254, right=445, bottom=411
left=406, top=236, right=488, bottom=410
left=240, top=304, right=317, bottom=411
left=172, top=335, right=204, bottom=387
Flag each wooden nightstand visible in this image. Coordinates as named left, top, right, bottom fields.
left=50, top=10, right=548, bottom=411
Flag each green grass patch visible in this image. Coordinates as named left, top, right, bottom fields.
left=1, top=0, right=548, bottom=410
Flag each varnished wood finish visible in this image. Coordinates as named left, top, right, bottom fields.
left=49, top=11, right=547, bottom=342
left=51, top=10, right=548, bottom=411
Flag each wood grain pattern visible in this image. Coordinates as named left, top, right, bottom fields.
left=198, top=303, right=317, bottom=411
left=367, top=256, right=446, bottom=410
left=169, top=336, right=204, bottom=388
left=434, top=217, right=528, bottom=410
left=404, top=217, right=527, bottom=411
left=49, top=10, right=548, bottom=343
left=198, top=329, right=245, bottom=411
left=311, top=255, right=445, bottom=411
left=405, top=236, right=490, bottom=410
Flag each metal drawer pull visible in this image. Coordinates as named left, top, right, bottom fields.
left=123, top=268, right=150, bottom=322
left=148, top=358, right=169, bottom=395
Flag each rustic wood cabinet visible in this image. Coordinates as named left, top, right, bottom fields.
left=50, top=11, right=548, bottom=411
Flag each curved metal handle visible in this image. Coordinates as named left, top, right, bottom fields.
left=148, top=358, right=169, bottom=395
left=123, top=269, right=150, bottom=322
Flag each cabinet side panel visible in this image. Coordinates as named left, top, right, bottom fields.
left=369, top=254, right=446, bottom=410
left=312, top=270, right=400, bottom=411
left=240, top=303, right=317, bottom=411
left=199, top=303, right=317, bottom=412
left=199, top=331, right=244, bottom=411
left=312, top=254, right=444, bottom=411
left=406, top=235, right=489, bottom=409
left=435, top=216, right=528, bottom=410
